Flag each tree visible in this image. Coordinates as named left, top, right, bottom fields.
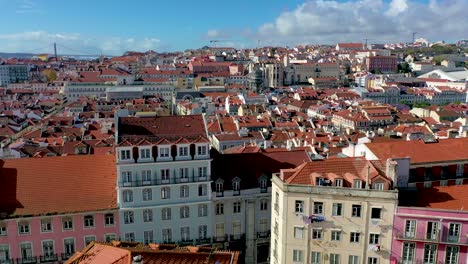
left=398, top=62, right=411, bottom=73
left=432, top=56, right=444, bottom=65
left=42, top=69, right=57, bottom=82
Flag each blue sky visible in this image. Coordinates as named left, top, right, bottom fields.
left=0, top=0, right=466, bottom=55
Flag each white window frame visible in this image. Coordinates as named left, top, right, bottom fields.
left=84, top=235, right=96, bottom=245
left=123, top=211, right=134, bottom=224
left=159, top=147, right=170, bottom=158
left=233, top=201, right=241, bottom=213
left=161, top=187, right=170, bottom=199
left=162, top=228, right=172, bottom=242
left=331, top=230, right=341, bottom=241
left=180, top=185, right=189, bottom=198
left=295, top=200, right=304, bottom=214
left=350, top=232, right=360, bottom=243
left=142, top=188, right=152, bottom=201
left=294, top=226, right=304, bottom=239
left=18, top=222, right=30, bottom=234
left=143, top=209, right=153, bottom=223
left=312, top=228, right=322, bottom=240
left=162, top=208, right=171, bottom=220
left=140, top=148, right=151, bottom=159
left=178, top=146, right=189, bottom=157
left=120, top=149, right=131, bottom=160
left=105, top=213, right=114, bottom=226
left=180, top=206, right=190, bottom=218
left=41, top=218, right=52, bottom=233
left=292, top=249, right=303, bottom=262
left=216, top=203, right=224, bottom=215
left=198, top=204, right=208, bottom=217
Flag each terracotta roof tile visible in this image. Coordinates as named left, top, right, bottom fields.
left=0, top=155, right=117, bottom=217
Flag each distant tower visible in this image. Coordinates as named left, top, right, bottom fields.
left=54, top=42, right=58, bottom=62
left=412, top=32, right=417, bottom=43
left=99, top=53, right=104, bottom=65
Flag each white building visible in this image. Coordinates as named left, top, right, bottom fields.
left=115, top=114, right=213, bottom=245
left=271, top=157, right=398, bottom=264
left=0, top=64, right=29, bottom=86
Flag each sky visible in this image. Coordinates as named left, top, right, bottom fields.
left=0, top=0, right=466, bottom=55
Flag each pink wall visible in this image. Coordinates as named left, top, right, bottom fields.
left=392, top=207, right=468, bottom=264
left=0, top=210, right=119, bottom=260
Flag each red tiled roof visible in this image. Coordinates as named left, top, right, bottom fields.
left=0, top=155, right=117, bottom=217
left=365, top=137, right=468, bottom=164
left=409, top=185, right=468, bottom=211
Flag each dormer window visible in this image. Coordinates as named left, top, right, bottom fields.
left=159, top=147, right=170, bottom=158
left=353, top=180, right=362, bottom=189
left=259, top=178, right=268, bottom=192
left=373, top=182, right=384, bottom=190
left=335, top=179, right=343, bottom=187
left=120, top=149, right=131, bottom=160
left=232, top=177, right=241, bottom=196
left=197, top=145, right=207, bottom=156
left=179, top=146, right=188, bottom=157
left=140, top=148, right=151, bottom=159
left=215, top=179, right=224, bottom=197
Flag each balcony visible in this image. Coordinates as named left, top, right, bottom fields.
left=257, top=230, right=271, bottom=239
left=196, top=237, right=212, bottom=244
left=395, top=231, right=440, bottom=242
left=61, top=253, right=74, bottom=260
left=216, top=191, right=224, bottom=197
left=16, top=257, right=37, bottom=264
left=40, top=254, right=58, bottom=262
left=118, top=176, right=211, bottom=187
left=230, top=234, right=245, bottom=241
left=214, top=235, right=228, bottom=242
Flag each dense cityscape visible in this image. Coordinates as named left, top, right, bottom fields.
left=1, top=1, right=468, bottom=264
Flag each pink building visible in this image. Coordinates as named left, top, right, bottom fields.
left=391, top=185, right=468, bottom=264
left=0, top=155, right=118, bottom=263
left=366, top=56, right=397, bottom=73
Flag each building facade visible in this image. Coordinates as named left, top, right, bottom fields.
left=271, top=158, right=398, bottom=264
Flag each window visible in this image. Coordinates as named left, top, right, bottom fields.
left=162, top=208, right=171, bottom=220
left=197, top=145, right=207, bottom=155
left=330, top=253, right=340, bottom=264
left=140, top=148, right=151, bottom=159
left=369, top=233, right=380, bottom=244
left=352, top=205, right=361, bottom=217
left=142, top=188, right=152, bottom=201
left=144, top=230, right=154, bottom=244
left=42, top=240, right=54, bottom=258
left=423, top=244, right=437, bottom=264
left=105, top=213, right=114, bottom=226
left=313, top=202, right=324, bottom=214
left=260, top=199, right=268, bottom=211
left=180, top=185, right=189, bottom=198
left=332, top=203, right=342, bottom=216
left=198, top=167, right=208, bottom=179
left=142, top=170, right=152, bottom=184
left=179, top=168, right=189, bottom=181
left=0, top=244, right=10, bottom=262
left=198, top=204, right=208, bottom=217
left=41, top=219, right=52, bottom=232
left=295, top=200, right=304, bottom=213
left=448, top=223, right=461, bottom=242
left=63, top=217, right=73, bottom=230
left=426, top=221, right=439, bottom=240
left=350, top=232, right=360, bottom=243
left=159, top=147, right=170, bottom=157
left=0, top=225, right=6, bottom=236
left=371, top=208, right=382, bottom=219
left=402, top=242, right=415, bottom=264
left=120, top=149, right=131, bottom=160
left=63, top=239, right=75, bottom=257
left=312, top=229, right=322, bottom=240
left=161, top=187, right=170, bottom=199
left=368, top=257, right=378, bottom=264
left=331, top=230, right=341, bottom=241
left=179, top=146, right=188, bottom=156
left=294, top=227, right=304, bottom=239
left=275, top=192, right=279, bottom=212
left=354, top=176, right=368, bottom=188
left=124, top=232, right=135, bottom=242
left=232, top=180, right=240, bottom=193
left=259, top=178, right=268, bottom=191
left=198, top=184, right=207, bottom=196
left=216, top=223, right=225, bottom=239
left=181, top=226, right=190, bottom=241
left=311, top=251, right=321, bottom=264
left=19, top=243, right=32, bottom=259
left=456, top=164, right=463, bottom=177
left=143, top=209, right=153, bottom=222
left=123, top=190, right=133, bottom=203
left=335, top=178, right=343, bottom=187
left=373, top=182, right=384, bottom=190
left=84, top=215, right=94, bottom=228
left=199, top=225, right=208, bottom=239
left=349, top=255, right=359, bottom=264
left=292, top=249, right=303, bottom=262
left=84, top=235, right=96, bottom=245
left=104, top=234, right=116, bottom=242
left=232, top=221, right=241, bottom=236
left=162, top=228, right=172, bottom=242
left=216, top=203, right=224, bottom=215
left=124, top=211, right=134, bottom=224
left=180, top=206, right=190, bottom=218
left=445, top=246, right=459, bottom=264
left=216, top=181, right=224, bottom=194
left=233, top=201, right=241, bottom=213
left=161, top=169, right=170, bottom=182
left=405, top=219, right=416, bottom=238
left=18, top=222, right=30, bottom=234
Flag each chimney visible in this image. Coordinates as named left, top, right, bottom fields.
left=366, top=165, right=370, bottom=189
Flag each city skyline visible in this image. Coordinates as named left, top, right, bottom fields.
left=0, top=0, right=466, bottom=55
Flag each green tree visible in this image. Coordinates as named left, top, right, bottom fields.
left=42, top=69, right=57, bottom=82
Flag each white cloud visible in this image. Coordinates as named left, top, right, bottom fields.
left=0, top=31, right=162, bottom=55
left=256, top=0, right=468, bottom=45
left=386, top=0, right=408, bottom=16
